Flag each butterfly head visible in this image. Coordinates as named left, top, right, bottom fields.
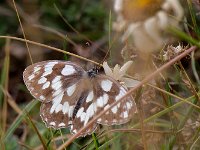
left=87, top=67, right=99, bottom=78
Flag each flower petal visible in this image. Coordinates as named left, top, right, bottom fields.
left=118, top=61, right=133, bottom=79
left=122, top=77, right=140, bottom=88
left=113, top=64, right=121, bottom=80
left=103, top=62, right=113, bottom=77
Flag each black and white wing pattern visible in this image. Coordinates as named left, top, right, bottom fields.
left=92, top=75, right=136, bottom=125
left=23, top=60, right=97, bottom=136
left=23, top=60, right=136, bottom=137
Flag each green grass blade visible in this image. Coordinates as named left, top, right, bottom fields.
left=132, top=94, right=198, bottom=128
left=168, top=98, right=198, bottom=149
left=92, top=133, right=100, bottom=150
left=26, top=112, right=47, bottom=150
left=3, top=100, right=39, bottom=142
left=187, top=0, right=200, bottom=39
left=98, top=134, right=121, bottom=150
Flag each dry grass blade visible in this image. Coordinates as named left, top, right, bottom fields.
left=12, top=0, right=33, bottom=64
left=147, top=84, right=200, bottom=110
left=0, top=38, right=10, bottom=150
left=102, top=128, right=172, bottom=135
left=0, top=36, right=102, bottom=66
left=0, top=86, right=22, bottom=114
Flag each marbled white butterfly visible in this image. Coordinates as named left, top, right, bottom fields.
left=23, top=60, right=136, bottom=136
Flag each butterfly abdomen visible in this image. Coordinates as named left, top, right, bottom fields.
left=72, top=91, right=88, bottom=120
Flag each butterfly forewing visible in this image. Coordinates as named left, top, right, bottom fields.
left=23, top=60, right=85, bottom=103
left=23, top=61, right=87, bottom=130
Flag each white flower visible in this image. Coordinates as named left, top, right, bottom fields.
left=113, top=0, right=184, bottom=53
left=103, top=61, right=140, bottom=88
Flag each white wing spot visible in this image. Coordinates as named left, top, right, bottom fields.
left=38, top=77, right=47, bottom=84
left=84, top=115, right=89, bottom=126
left=80, top=112, right=86, bottom=122
left=46, top=62, right=58, bottom=66
left=86, top=103, right=95, bottom=118
left=34, top=66, right=41, bottom=73
left=101, top=80, right=113, bottom=92
left=39, top=95, right=45, bottom=100
left=42, top=62, right=57, bottom=77
left=42, top=81, right=50, bottom=89
left=73, top=129, right=77, bottom=134
left=62, top=102, right=69, bottom=114
left=55, top=104, right=63, bottom=113
left=28, top=74, right=35, bottom=80
left=86, top=91, right=94, bottom=103
left=68, top=106, right=75, bottom=117
left=67, top=84, right=76, bottom=96
left=50, top=122, right=56, bottom=126
left=61, top=65, right=76, bottom=76
left=50, top=92, right=64, bottom=114
left=52, top=76, right=61, bottom=83
left=58, top=122, right=65, bottom=127
left=53, top=89, right=62, bottom=97
left=126, top=102, right=132, bottom=110
left=76, top=107, right=84, bottom=118
left=123, top=111, right=128, bottom=118
left=52, top=79, right=62, bottom=91
left=111, top=106, right=118, bottom=114
left=116, top=87, right=126, bottom=101
left=97, top=94, right=109, bottom=107
left=97, top=96, right=103, bottom=107
left=103, top=94, right=109, bottom=105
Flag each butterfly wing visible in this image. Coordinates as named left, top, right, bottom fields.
left=23, top=60, right=85, bottom=103
left=23, top=60, right=136, bottom=137
left=23, top=61, right=97, bottom=135
left=67, top=78, right=98, bottom=136
left=92, top=75, right=136, bottom=125
left=70, top=74, right=136, bottom=135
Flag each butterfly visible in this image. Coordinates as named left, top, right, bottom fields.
left=23, top=60, right=136, bottom=137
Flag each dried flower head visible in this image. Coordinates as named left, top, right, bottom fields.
left=113, top=0, right=184, bottom=53
left=162, top=44, right=188, bottom=61
left=103, top=61, right=140, bottom=88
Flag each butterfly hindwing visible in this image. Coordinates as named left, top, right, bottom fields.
left=69, top=89, right=98, bottom=136
left=24, top=60, right=89, bottom=132
left=92, top=75, right=136, bottom=125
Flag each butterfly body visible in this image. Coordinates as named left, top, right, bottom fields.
left=23, top=60, right=136, bottom=137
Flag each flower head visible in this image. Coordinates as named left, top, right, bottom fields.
left=103, top=61, right=140, bottom=88
left=113, top=0, right=184, bottom=53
